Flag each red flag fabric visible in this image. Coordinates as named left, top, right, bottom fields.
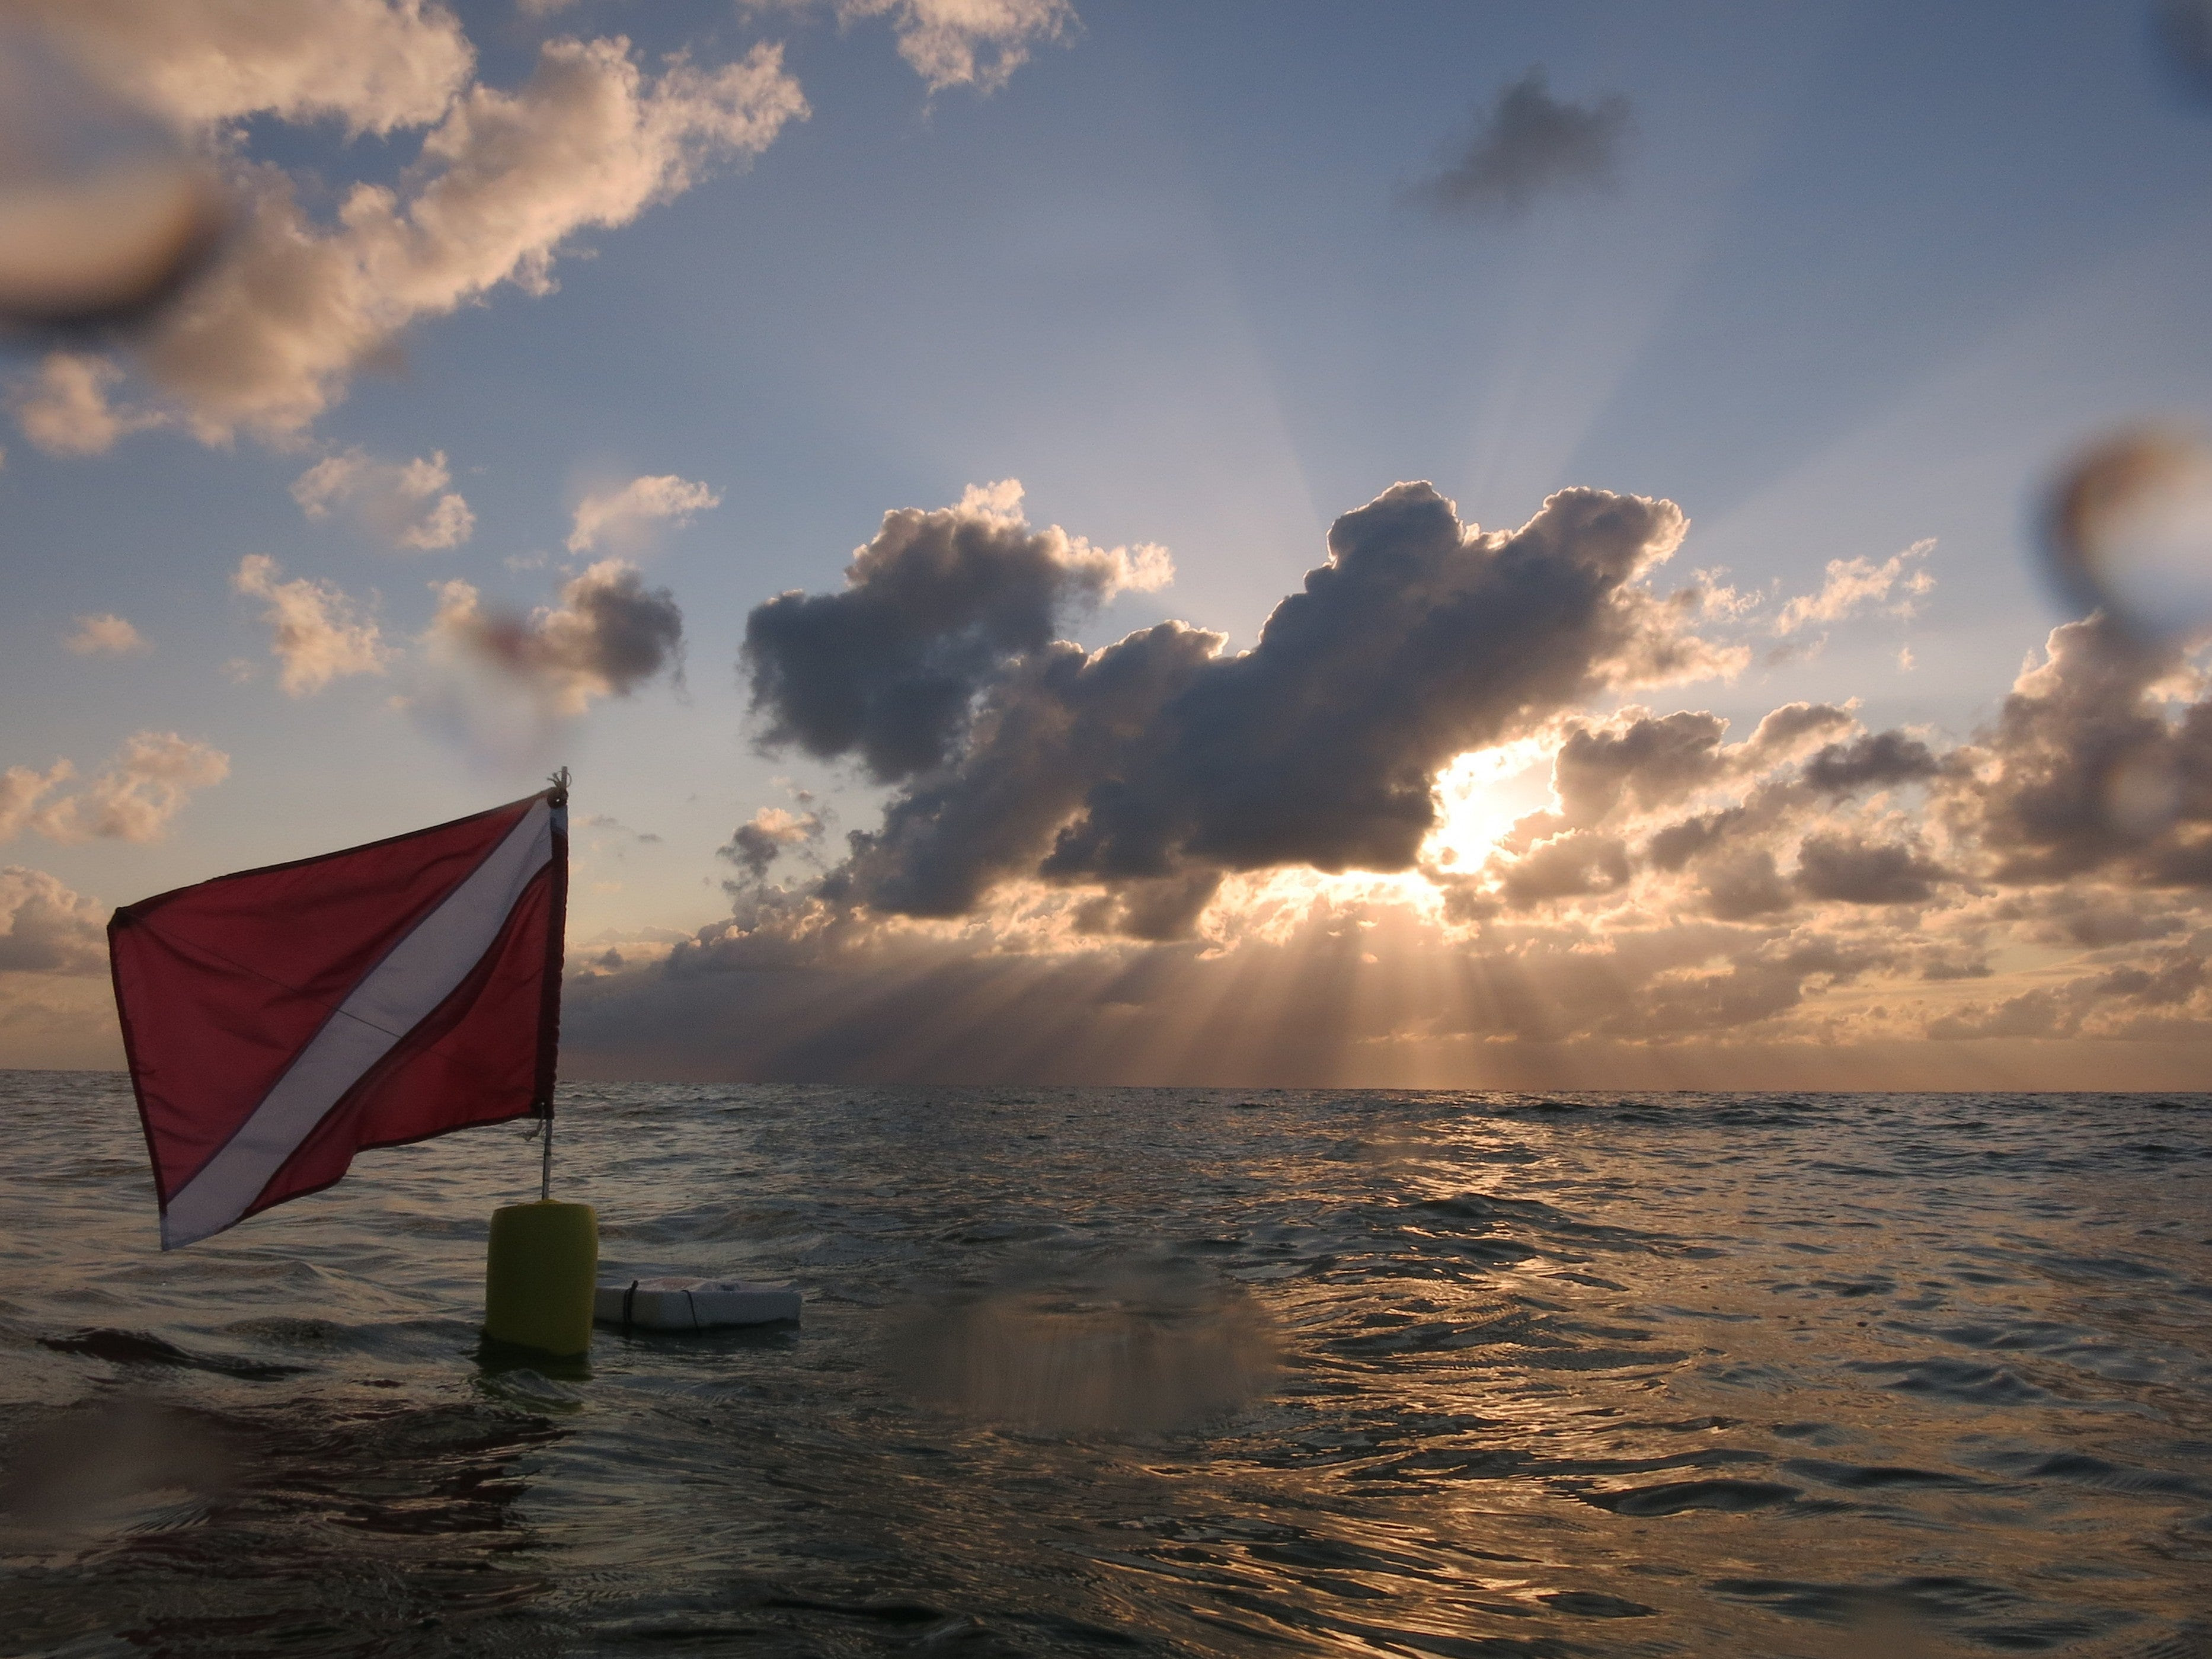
left=109, top=788, right=567, bottom=1248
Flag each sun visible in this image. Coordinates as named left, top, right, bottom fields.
left=1421, top=739, right=1555, bottom=872
left=1191, top=739, right=1558, bottom=942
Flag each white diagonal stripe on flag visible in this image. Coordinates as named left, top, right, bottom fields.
left=161, top=800, right=558, bottom=1248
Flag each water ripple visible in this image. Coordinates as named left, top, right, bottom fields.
left=0, top=1076, right=2208, bottom=1654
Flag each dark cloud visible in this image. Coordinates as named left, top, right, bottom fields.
left=0, top=867, right=106, bottom=973
left=720, top=807, right=824, bottom=883
left=1414, top=68, right=1631, bottom=218
left=1919, top=954, right=1993, bottom=982
left=1801, top=730, right=1941, bottom=796
left=1539, top=701, right=1855, bottom=845
left=1552, top=711, right=1725, bottom=825
left=1642, top=806, right=1746, bottom=872
left=538, top=478, right=2212, bottom=1089
left=1995, top=890, right=2187, bottom=948
left=743, top=483, right=1168, bottom=783
left=2154, top=0, right=2212, bottom=105
left=430, top=559, right=685, bottom=711
left=1497, top=831, right=1631, bottom=908
left=411, top=560, right=685, bottom=769
left=548, top=562, right=685, bottom=695
left=1942, top=614, right=2212, bottom=886
left=751, top=481, right=1724, bottom=932
left=1696, top=846, right=1794, bottom=920
left=1622, top=933, right=1889, bottom=1038
left=1927, top=946, right=2209, bottom=1041
left=1794, top=833, right=1949, bottom=906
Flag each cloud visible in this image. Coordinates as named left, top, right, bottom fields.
left=1799, top=730, right=1941, bottom=797
left=1793, top=832, right=1950, bottom=906
left=24, top=29, right=806, bottom=448
left=232, top=553, right=392, bottom=695
left=63, top=613, right=149, bottom=656
left=744, top=478, right=1171, bottom=782
left=2155, top=0, right=2212, bottom=106
left=567, top=474, right=720, bottom=554
left=1940, top=613, right=2212, bottom=886
left=20, top=0, right=478, bottom=136
left=580, top=812, right=663, bottom=847
left=721, top=805, right=826, bottom=881
left=28, top=732, right=229, bottom=845
left=745, top=480, right=1736, bottom=932
left=524, top=465, right=2212, bottom=1087
left=0, top=762, right=74, bottom=842
left=1549, top=710, right=1731, bottom=827
left=1415, top=68, right=1631, bottom=218
left=860, top=0, right=1074, bottom=92
left=411, top=558, right=685, bottom=766
left=754, top=0, right=1075, bottom=92
left=292, top=447, right=474, bottom=549
left=2042, top=425, right=2212, bottom=646
left=0, top=867, right=108, bottom=974
left=9, top=353, right=163, bottom=456
left=1772, top=538, right=1936, bottom=634
left=427, top=558, right=684, bottom=715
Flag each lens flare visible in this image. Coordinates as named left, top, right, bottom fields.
left=2044, top=424, right=2212, bottom=645
left=2155, top=0, right=2212, bottom=104
left=0, top=29, right=225, bottom=334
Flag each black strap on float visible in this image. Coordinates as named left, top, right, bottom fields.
left=621, top=1278, right=639, bottom=1335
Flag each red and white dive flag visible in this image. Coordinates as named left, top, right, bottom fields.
left=109, top=788, right=567, bottom=1249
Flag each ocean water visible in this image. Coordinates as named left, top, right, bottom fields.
left=1, top=1075, right=2209, bottom=1658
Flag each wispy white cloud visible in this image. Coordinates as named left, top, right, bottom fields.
left=147, top=36, right=805, bottom=445
left=1773, top=538, right=1936, bottom=635
left=20, top=0, right=478, bottom=136
left=292, top=446, right=474, bottom=549
left=64, top=613, right=149, bottom=656
left=231, top=554, right=392, bottom=695
left=751, top=0, right=1075, bottom=92
left=19, top=733, right=229, bottom=846
left=567, top=474, right=721, bottom=554
left=11, top=17, right=807, bottom=449
left=9, top=353, right=164, bottom=456
left=0, top=762, right=74, bottom=843
left=852, top=0, right=1075, bottom=93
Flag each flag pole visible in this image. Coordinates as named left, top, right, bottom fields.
left=483, top=765, right=597, bottom=1358
left=538, top=765, right=568, bottom=1204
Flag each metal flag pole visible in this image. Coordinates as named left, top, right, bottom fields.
left=539, top=764, right=569, bottom=1205
left=482, top=764, right=598, bottom=1357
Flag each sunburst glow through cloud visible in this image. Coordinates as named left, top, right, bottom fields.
left=1, top=1, right=2209, bottom=1093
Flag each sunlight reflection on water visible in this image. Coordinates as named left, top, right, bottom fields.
left=1, top=1075, right=2208, bottom=1656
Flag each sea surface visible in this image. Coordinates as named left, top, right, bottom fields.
left=1, top=1075, right=2209, bottom=1658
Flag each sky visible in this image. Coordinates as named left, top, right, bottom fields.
left=5, top=0, right=2212, bottom=1088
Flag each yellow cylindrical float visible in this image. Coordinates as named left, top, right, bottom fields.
left=484, top=1200, right=599, bottom=1356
